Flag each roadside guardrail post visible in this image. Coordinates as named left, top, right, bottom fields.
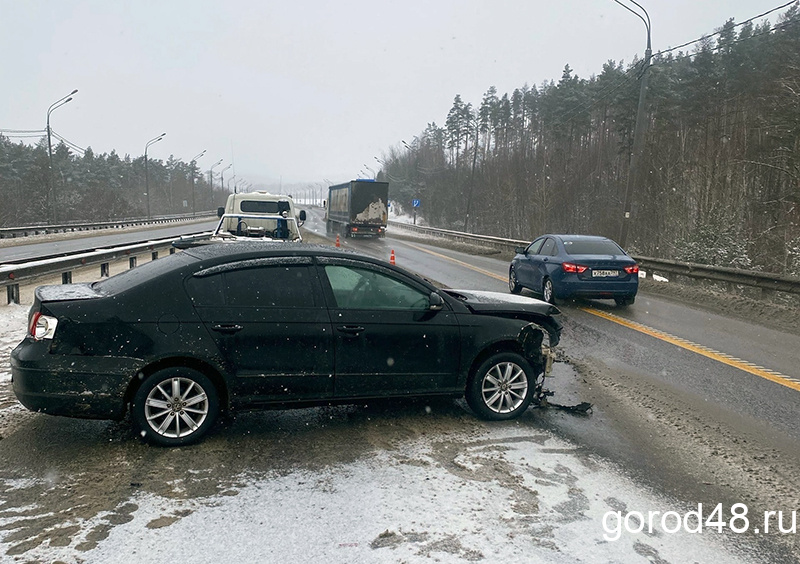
left=151, top=251, right=158, bottom=261
left=6, top=284, right=20, bottom=305
left=61, top=272, right=72, bottom=284
left=100, top=263, right=110, bottom=277
left=129, top=257, right=137, bottom=269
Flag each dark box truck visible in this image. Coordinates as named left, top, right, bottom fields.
left=326, top=179, right=389, bottom=238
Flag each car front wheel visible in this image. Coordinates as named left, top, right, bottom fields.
left=132, top=367, right=219, bottom=447
left=508, top=266, right=522, bottom=294
left=466, top=353, right=536, bottom=420
left=542, top=278, right=556, bottom=304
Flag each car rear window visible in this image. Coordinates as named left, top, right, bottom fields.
left=92, top=252, right=193, bottom=294
left=563, top=239, right=624, bottom=255
left=240, top=200, right=290, bottom=214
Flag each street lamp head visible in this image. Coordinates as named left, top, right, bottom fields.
left=145, top=133, right=166, bottom=150
left=70, top=89, right=78, bottom=95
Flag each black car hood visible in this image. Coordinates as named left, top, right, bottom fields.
left=444, top=289, right=559, bottom=315
left=442, top=289, right=562, bottom=345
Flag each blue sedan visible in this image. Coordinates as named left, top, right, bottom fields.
left=509, top=234, right=639, bottom=306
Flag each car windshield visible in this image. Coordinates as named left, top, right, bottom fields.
left=563, top=239, right=624, bottom=256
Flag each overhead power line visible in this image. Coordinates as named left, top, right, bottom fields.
left=654, top=0, right=797, bottom=58
left=50, top=130, right=86, bottom=155
left=549, top=1, right=798, bottom=128
left=0, top=128, right=46, bottom=134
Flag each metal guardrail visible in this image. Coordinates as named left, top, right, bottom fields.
left=0, top=211, right=217, bottom=240
left=2, top=218, right=798, bottom=305
left=1, top=237, right=180, bottom=304
left=388, top=220, right=800, bottom=297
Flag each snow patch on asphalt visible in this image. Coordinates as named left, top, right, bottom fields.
left=2, top=427, right=755, bottom=563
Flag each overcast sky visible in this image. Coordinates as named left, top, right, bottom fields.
left=0, top=0, right=791, bottom=190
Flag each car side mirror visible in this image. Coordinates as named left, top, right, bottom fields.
left=298, top=210, right=307, bottom=224
left=514, top=246, right=526, bottom=255
left=429, top=292, right=444, bottom=311
left=217, top=207, right=225, bottom=218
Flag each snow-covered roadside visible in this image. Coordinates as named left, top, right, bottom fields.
left=1, top=420, right=755, bottom=564
left=0, top=304, right=30, bottom=439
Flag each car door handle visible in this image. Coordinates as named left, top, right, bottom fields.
left=212, top=324, right=243, bottom=334
left=337, top=325, right=365, bottom=336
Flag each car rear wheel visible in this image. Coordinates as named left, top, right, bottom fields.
left=508, top=266, right=522, bottom=294
left=466, top=352, right=535, bottom=420
left=614, top=295, right=636, bottom=307
left=132, top=367, right=219, bottom=447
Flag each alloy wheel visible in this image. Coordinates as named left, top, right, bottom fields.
left=480, top=361, right=529, bottom=414
left=144, top=376, right=210, bottom=439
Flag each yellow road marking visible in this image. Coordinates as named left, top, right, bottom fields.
left=582, top=307, right=800, bottom=393
left=401, top=241, right=508, bottom=282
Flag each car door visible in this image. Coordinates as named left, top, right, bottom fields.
left=186, top=257, right=334, bottom=404
left=515, top=237, right=545, bottom=288
left=317, top=257, right=461, bottom=397
left=530, top=237, right=559, bottom=292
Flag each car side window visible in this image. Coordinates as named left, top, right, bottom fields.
left=324, top=265, right=429, bottom=310
left=540, top=238, right=557, bottom=256
left=526, top=239, right=545, bottom=255
left=187, top=265, right=318, bottom=307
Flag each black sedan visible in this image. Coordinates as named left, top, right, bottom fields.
left=509, top=234, right=639, bottom=306
left=12, top=243, right=562, bottom=446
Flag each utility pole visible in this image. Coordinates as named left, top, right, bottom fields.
left=190, top=150, right=206, bottom=216
left=144, top=133, right=166, bottom=220
left=46, top=89, right=78, bottom=223
left=616, top=0, right=651, bottom=249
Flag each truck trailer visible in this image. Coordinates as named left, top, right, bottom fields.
left=326, top=180, right=389, bottom=238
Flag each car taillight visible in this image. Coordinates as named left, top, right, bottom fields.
left=562, top=262, right=588, bottom=273
left=352, top=227, right=359, bottom=232
left=29, top=312, right=58, bottom=340
left=624, top=264, right=639, bottom=274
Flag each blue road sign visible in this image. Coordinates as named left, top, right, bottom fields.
left=412, top=199, right=421, bottom=208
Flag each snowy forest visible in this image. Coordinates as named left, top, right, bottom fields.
left=0, top=141, right=229, bottom=227
left=379, top=8, right=800, bottom=275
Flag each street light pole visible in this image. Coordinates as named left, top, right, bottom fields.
left=144, top=133, right=166, bottom=220
left=208, top=159, right=224, bottom=211
left=616, top=0, right=652, bottom=249
left=190, top=150, right=206, bottom=216
left=220, top=164, right=232, bottom=198
left=47, top=89, right=78, bottom=224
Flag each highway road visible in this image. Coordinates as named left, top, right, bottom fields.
left=306, top=206, right=800, bottom=520
left=1, top=208, right=798, bottom=561
left=0, top=218, right=219, bottom=262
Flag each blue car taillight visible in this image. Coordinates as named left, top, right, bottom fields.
left=562, top=262, right=588, bottom=274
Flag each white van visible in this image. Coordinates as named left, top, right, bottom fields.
left=215, top=192, right=306, bottom=241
